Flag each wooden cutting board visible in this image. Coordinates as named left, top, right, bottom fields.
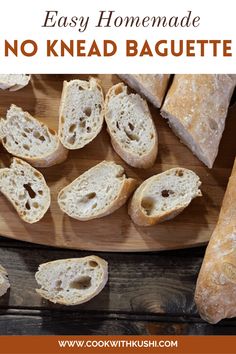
left=0, top=74, right=235, bottom=252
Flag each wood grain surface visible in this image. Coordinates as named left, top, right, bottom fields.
left=0, top=74, right=235, bottom=252
left=0, top=237, right=236, bottom=335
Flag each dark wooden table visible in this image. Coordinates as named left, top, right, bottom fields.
left=0, top=236, right=236, bottom=335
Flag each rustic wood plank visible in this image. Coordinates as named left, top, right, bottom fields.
left=0, top=245, right=204, bottom=316
left=0, top=312, right=236, bottom=335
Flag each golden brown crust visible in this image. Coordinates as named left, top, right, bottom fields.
left=118, top=74, right=170, bottom=108
left=194, top=158, right=236, bottom=323
left=161, top=75, right=235, bottom=168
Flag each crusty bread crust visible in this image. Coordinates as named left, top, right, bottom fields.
left=0, top=105, right=68, bottom=168
left=161, top=75, right=235, bottom=168
left=35, top=256, right=108, bottom=305
left=195, top=158, right=236, bottom=324
left=118, top=74, right=170, bottom=108
left=129, top=168, right=202, bottom=226
left=105, top=83, right=158, bottom=169
left=58, top=161, right=138, bottom=221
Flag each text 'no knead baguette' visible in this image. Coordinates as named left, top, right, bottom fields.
left=105, top=83, right=158, bottom=169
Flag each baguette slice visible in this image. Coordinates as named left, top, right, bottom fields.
left=195, top=158, right=236, bottom=324
left=58, top=161, right=138, bottom=221
left=161, top=74, right=235, bottom=168
left=0, top=74, right=30, bottom=91
left=35, top=256, right=108, bottom=305
left=105, top=83, right=158, bottom=169
left=59, top=77, right=104, bottom=149
left=118, top=74, right=170, bottom=108
left=129, top=168, right=202, bottom=226
left=0, top=105, right=68, bottom=168
left=0, top=265, right=10, bottom=297
left=0, top=158, right=51, bottom=223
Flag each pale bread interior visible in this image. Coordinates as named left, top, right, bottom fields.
left=106, top=84, right=156, bottom=157
left=59, top=78, right=104, bottom=149
left=58, top=161, right=129, bottom=219
left=35, top=256, right=108, bottom=305
left=0, top=105, right=59, bottom=159
left=140, top=168, right=201, bottom=218
left=0, top=158, right=50, bottom=223
left=0, top=74, right=30, bottom=90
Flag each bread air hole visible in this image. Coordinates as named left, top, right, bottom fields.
left=128, top=122, right=134, bottom=131
left=33, top=131, right=40, bottom=139
left=83, top=107, right=91, bottom=117
left=23, top=183, right=36, bottom=199
left=39, top=136, right=46, bottom=142
left=69, top=124, right=76, bottom=133
left=87, top=192, right=96, bottom=199
left=2, top=137, right=7, bottom=144
left=68, top=134, right=76, bottom=145
left=38, top=190, right=43, bottom=195
left=55, top=280, right=63, bottom=291
left=86, top=126, right=91, bottom=133
left=89, top=260, right=98, bottom=268
left=175, top=170, right=184, bottom=177
left=161, top=190, right=174, bottom=198
left=70, top=276, right=91, bottom=290
left=209, top=118, right=218, bottom=131
left=124, top=129, right=139, bottom=142
left=23, top=144, right=30, bottom=151
left=141, top=197, right=154, bottom=216
left=25, top=201, right=31, bottom=210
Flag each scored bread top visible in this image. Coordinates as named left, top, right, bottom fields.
left=0, top=158, right=51, bottom=223
left=161, top=74, right=235, bottom=168
left=129, top=167, right=202, bottom=226
left=58, top=160, right=138, bottom=221
left=118, top=74, right=170, bottom=108
left=59, top=77, right=104, bottom=149
left=35, top=256, right=108, bottom=305
left=0, top=74, right=30, bottom=91
left=105, top=83, right=158, bottom=169
left=0, top=105, right=68, bottom=167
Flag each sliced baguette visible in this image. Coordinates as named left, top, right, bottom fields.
left=118, top=74, right=170, bottom=108
left=0, top=105, right=68, bottom=168
left=0, top=265, right=10, bottom=297
left=129, top=168, right=202, bottom=226
left=0, top=74, right=30, bottom=91
left=161, top=74, right=235, bottom=168
left=105, top=83, right=158, bottom=169
left=35, top=256, right=108, bottom=305
left=0, top=158, right=51, bottom=223
left=59, top=77, right=104, bottom=149
left=58, top=161, right=138, bottom=221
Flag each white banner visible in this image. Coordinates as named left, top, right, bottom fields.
left=0, top=0, right=235, bottom=73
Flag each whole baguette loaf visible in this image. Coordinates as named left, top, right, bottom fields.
left=59, top=77, right=104, bottom=149
left=161, top=75, right=235, bottom=168
left=35, top=256, right=108, bottom=305
left=0, top=158, right=51, bottom=223
left=195, top=158, right=236, bottom=324
left=129, top=167, right=201, bottom=226
left=0, top=265, right=10, bottom=297
left=118, top=74, right=170, bottom=108
left=105, top=83, right=158, bottom=169
left=58, top=160, right=138, bottom=221
left=0, top=105, right=68, bottom=168
left=0, top=74, right=30, bottom=91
